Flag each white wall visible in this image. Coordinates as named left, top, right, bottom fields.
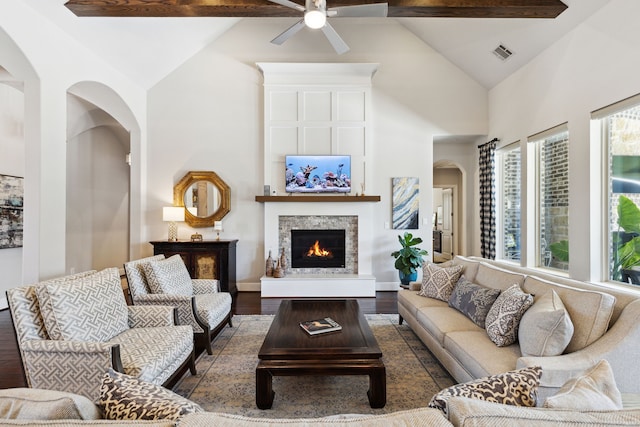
left=489, top=0, right=640, bottom=282
left=148, top=19, right=487, bottom=288
left=0, top=83, right=24, bottom=298
left=0, top=2, right=147, bottom=299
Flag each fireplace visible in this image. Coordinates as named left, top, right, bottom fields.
left=291, top=229, right=346, bottom=269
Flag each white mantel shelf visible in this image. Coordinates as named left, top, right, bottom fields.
left=255, top=195, right=380, bottom=203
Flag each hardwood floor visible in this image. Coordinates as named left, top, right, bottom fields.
left=0, top=291, right=398, bottom=390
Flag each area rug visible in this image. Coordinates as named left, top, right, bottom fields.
left=172, top=314, right=455, bottom=419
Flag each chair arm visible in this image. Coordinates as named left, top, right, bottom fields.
left=127, top=305, right=178, bottom=328
left=131, top=295, right=203, bottom=333
left=21, top=340, right=121, bottom=400
left=193, top=279, right=220, bottom=294
left=517, top=299, right=640, bottom=397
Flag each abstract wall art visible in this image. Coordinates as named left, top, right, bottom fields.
left=392, top=177, right=419, bottom=229
left=0, top=174, right=24, bottom=249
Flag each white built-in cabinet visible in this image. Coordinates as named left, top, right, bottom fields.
left=257, top=63, right=378, bottom=195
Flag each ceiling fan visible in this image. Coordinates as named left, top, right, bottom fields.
left=267, top=0, right=388, bottom=54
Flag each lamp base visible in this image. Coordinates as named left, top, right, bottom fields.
left=168, top=222, right=178, bottom=242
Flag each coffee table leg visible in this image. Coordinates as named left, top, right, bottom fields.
left=367, top=365, right=386, bottom=408
left=256, top=366, right=274, bottom=409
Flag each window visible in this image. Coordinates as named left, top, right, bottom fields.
left=597, top=99, right=640, bottom=286
left=530, top=126, right=569, bottom=271
left=497, top=143, right=521, bottom=262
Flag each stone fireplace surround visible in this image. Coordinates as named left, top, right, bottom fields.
left=261, top=200, right=376, bottom=297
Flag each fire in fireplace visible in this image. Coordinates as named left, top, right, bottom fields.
left=290, top=229, right=346, bottom=269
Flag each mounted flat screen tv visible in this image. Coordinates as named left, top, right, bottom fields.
left=285, top=155, right=351, bottom=193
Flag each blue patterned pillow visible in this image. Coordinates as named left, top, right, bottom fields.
left=448, top=277, right=501, bottom=328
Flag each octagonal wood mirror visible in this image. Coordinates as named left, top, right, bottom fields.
left=173, top=171, right=230, bottom=227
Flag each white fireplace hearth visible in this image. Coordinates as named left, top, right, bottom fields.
left=260, top=200, right=377, bottom=298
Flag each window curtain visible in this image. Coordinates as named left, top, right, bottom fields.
left=479, top=139, right=497, bottom=259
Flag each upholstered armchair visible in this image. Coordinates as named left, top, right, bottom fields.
left=6, top=267, right=196, bottom=401
left=124, top=254, right=233, bottom=355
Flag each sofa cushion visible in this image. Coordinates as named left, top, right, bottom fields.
left=447, top=396, right=640, bottom=427
left=448, top=277, right=501, bottom=328
left=195, top=293, right=232, bottom=328
left=485, top=284, right=534, bottom=347
left=418, top=263, right=464, bottom=301
left=543, top=360, right=623, bottom=411
left=143, top=255, right=193, bottom=296
left=398, top=289, right=449, bottom=321
left=99, top=369, right=203, bottom=421
left=474, top=262, right=526, bottom=291
left=0, top=388, right=101, bottom=420
left=34, top=270, right=98, bottom=340
left=518, top=289, right=574, bottom=357
left=444, top=330, right=521, bottom=379
left=41, top=268, right=129, bottom=342
left=416, top=307, right=483, bottom=346
left=109, top=325, right=194, bottom=383
left=428, top=366, right=541, bottom=416
left=181, top=407, right=453, bottom=426
left=522, top=276, right=615, bottom=352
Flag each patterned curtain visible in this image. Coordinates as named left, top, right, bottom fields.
left=479, top=139, right=497, bottom=259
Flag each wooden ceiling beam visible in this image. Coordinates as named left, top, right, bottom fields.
left=64, top=0, right=568, bottom=19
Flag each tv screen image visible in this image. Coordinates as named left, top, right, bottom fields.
left=285, top=155, right=351, bottom=193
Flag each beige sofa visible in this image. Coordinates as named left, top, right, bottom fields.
left=2, top=387, right=640, bottom=426
left=398, top=255, right=640, bottom=402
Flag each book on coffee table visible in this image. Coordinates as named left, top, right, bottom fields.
left=299, top=317, right=342, bottom=335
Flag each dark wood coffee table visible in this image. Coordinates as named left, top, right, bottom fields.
left=256, top=299, right=385, bottom=409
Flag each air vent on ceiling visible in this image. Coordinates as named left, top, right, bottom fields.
left=492, top=44, right=514, bottom=61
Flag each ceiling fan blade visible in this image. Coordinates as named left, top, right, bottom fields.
left=328, top=3, right=388, bottom=18
left=266, top=0, right=306, bottom=13
left=271, top=19, right=306, bottom=45
left=321, top=23, right=349, bottom=55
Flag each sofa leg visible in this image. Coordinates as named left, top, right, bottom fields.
left=399, top=315, right=404, bottom=325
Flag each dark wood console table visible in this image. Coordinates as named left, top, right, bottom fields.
left=150, top=240, right=238, bottom=296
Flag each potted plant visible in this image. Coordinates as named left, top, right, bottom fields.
left=391, top=232, right=429, bottom=285
left=612, top=195, right=640, bottom=284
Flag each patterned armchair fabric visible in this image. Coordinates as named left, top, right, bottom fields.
left=6, top=267, right=196, bottom=401
left=124, top=255, right=233, bottom=355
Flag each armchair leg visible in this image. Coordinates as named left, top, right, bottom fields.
left=188, top=351, right=197, bottom=375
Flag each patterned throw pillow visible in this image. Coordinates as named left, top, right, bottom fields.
left=43, top=268, right=129, bottom=342
left=485, top=284, right=534, bottom=347
left=35, top=270, right=98, bottom=340
left=99, top=369, right=203, bottom=421
left=418, top=263, right=464, bottom=301
left=448, top=277, right=501, bottom=328
left=428, top=366, right=542, bottom=416
left=518, top=289, right=574, bottom=357
left=142, top=255, right=193, bottom=296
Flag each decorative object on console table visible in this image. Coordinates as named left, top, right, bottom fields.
left=191, top=232, right=203, bottom=242
left=214, top=221, right=223, bottom=241
left=150, top=239, right=238, bottom=296
left=162, top=206, right=185, bottom=242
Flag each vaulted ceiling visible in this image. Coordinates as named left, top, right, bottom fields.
left=18, top=0, right=609, bottom=89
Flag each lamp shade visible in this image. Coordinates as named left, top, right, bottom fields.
left=163, top=206, right=185, bottom=222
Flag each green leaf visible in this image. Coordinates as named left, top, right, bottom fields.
left=619, top=236, right=640, bottom=269
left=549, top=240, right=569, bottom=262
left=618, top=195, right=640, bottom=234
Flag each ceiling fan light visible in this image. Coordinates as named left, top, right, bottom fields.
left=304, top=10, right=326, bottom=29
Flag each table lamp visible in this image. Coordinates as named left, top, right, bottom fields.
left=163, top=206, right=185, bottom=242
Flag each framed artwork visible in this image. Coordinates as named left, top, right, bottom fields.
left=0, top=174, right=24, bottom=249
left=392, top=177, right=419, bottom=229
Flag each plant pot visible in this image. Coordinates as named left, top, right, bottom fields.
left=398, top=270, right=418, bottom=285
